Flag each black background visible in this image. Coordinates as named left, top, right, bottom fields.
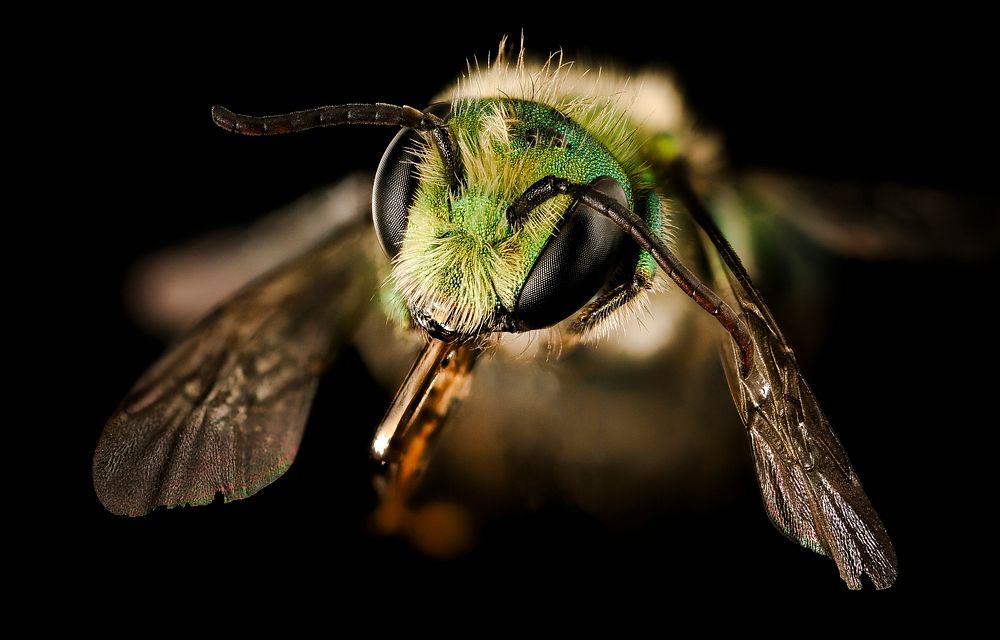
left=49, top=13, right=995, bottom=613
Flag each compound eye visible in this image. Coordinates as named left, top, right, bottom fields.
left=513, top=177, right=629, bottom=330
left=372, top=102, right=451, bottom=258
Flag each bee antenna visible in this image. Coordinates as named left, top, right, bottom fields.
left=211, top=103, right=464, bottom=190
left=508, top=176, right=755, bottom=376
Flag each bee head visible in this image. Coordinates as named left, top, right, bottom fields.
left=373, top=99, right=634, bottom=341
left=211, top=98, right=644, bottom=343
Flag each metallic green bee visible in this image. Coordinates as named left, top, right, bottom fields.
left=94, top=43, right=897, bottom=589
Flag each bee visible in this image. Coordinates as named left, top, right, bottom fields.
left=93, top=41, right=897, bottom=589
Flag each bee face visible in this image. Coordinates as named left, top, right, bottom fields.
left=373, top=98, right=637, bottom=340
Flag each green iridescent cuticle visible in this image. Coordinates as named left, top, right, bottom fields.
left=398, top=97, right=658, bottom=329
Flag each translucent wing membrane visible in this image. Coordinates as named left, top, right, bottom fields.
left=129, top=176, right=374, bottom=336
left=658, top=164, right=898, bottom=588
left=93, top=221, right=376, bottom=516
left=737, top=170, right=1000, bottom=261
left=719, top=305, right=897, bottom=589
left=491, top=170, right=895, bottom=586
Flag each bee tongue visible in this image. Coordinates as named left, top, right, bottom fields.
left=412, top=306, right=462, bottom=342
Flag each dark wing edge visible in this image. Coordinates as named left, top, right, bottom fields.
left=93, top=220, right=378, bottom=516
left=719, top=308, right=898, bottom=589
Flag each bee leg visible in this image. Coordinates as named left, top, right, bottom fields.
left=570, top=276, right=650, bottom=336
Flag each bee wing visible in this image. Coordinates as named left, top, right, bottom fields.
left=683, top=178, right=898, bottom=589
left=734, top=169, right=999, bottom=261
left=128, top=175, right=374, bottom=336
left=93, top=219, right=377, bottom=516
left=717, top=303, right=897, bottom=589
